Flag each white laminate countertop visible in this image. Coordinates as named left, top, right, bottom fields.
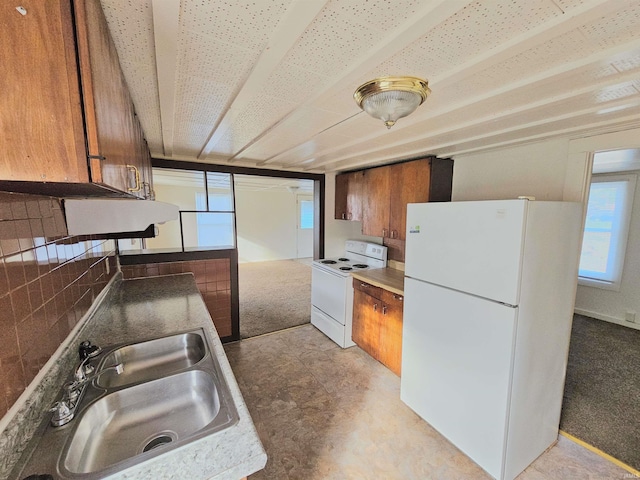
left=5, top=273, right=266, bottom=480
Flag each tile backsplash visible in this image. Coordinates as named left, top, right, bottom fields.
left=0, top=192, right=116, bottom=419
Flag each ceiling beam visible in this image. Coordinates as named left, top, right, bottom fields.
left=198, top=0, right=329, bottom=160
left=205, top=0, right=471, bottom=162
left=294, top=36, right=640, bottom=170
left=258, top=0, right=624, bottom=168
left=301, top=64, right=640, bottom=170
left=325, top=99, right=640, bottom=171
left=151, top=0, right=180, bottom=157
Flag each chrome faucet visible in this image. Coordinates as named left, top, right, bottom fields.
left=50, top=342, right=124, bottom=427
left=78, top=362, right=123, bottom=384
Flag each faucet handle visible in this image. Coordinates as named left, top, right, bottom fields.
left=78, top=340, right=101, bottom=360
left=49, top=400, right=73, bottom=427
left=64, top=382, right=81, bottom=403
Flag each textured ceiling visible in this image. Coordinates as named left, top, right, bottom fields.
left=100, top=0, right=640, bottom=173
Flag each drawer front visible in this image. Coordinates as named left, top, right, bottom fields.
left=353, top=279, right=383, bottom=300
left=381, top=289, right=403, bottom=307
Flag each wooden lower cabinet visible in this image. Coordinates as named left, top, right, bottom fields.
left=352, top=279, right=403, bottom=376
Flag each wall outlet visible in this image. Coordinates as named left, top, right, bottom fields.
left=625, top=310, right=636, bottom=323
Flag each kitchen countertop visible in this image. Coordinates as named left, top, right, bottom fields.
left=7, top=273, right=266, bottom=480
left=351, top=267, right=405, bottom=295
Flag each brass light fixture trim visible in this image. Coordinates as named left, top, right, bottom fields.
left=354, top=76, right=431, bottom=129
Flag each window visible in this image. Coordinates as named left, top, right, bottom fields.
left=299, top=199, right=313, bottom=229
left=578, top=174, right=636, bottom=289
left=194, top=192, right=234, bottom=248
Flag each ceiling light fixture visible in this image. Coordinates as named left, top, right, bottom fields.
left=354, top=76, right=431, bottom=129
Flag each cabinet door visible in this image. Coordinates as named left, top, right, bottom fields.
left=74, top=0, right=144, bottom=197
left=378, top=291, right=404, bottom=376
left=335, top=171, right=364, bottom=221
left=362, top=165, right=391, bottom=237
left=0, top=0, right=88, bottom=183
left=389, top=159, right=431, bottom=241
left=335, top=173, right=349, bottom=220
left=346, top=170, right=364, bottom=221
left=352, top=289, right=381, bottom=360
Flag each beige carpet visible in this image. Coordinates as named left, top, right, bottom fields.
left=239, top=259, right=311, bottom=339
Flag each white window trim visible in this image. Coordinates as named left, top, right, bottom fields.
left=578, top=173, right=637, bottom=291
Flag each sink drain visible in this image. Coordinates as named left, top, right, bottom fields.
left=143, top=435, right=173, bottom=452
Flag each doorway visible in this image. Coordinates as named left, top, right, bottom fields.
left=233, top=175, right=315, bottom=338
left=562, top=145, right=640, bottom=472
left=296, top=194, right=313, bottom=259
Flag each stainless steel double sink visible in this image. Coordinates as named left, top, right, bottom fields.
left=15, top=329, right=239, bottom=479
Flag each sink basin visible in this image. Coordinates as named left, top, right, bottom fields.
left=64, top=370, right=223, bottom=474
left=16, top=329, right=239, bottom=480
left=97, top=332, right=206, bottom=388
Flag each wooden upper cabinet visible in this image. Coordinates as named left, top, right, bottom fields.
left=335, top=171, right=363, bottom=221
left=362, top=165, right=391, bottom=237
left=0, top=0, right=88, bottom=184
left=389, top=159, right=431, bottom=241
left=0, top=0, right=152, bottom=198
left=335, top=173, right=349, bottom=220
left=350, top=157, right=452, bottom=240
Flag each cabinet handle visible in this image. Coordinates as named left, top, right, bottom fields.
left=382, top=305, right=387, bottom=315
left=360, top=282, right=369, bottom=288
left=373, top=303, right=378, bottom=312
left=382, top=228, right=388, bottom=237
left=393, top=294, right=403, bottom=302
left=391, top=230, right=398, bottom=239
left=126, top=165, right=141, bottom=192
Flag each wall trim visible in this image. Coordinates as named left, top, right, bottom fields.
left=574, top=308, right=640, bottom=331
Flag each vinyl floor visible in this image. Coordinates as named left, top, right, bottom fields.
left=225, top=324, right=627, bottom=479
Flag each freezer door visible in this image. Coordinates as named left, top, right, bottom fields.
left=401, top=278, right=517, bottom=479
left=405, top=200, right=527, bottom=305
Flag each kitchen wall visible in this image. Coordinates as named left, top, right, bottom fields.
left=451, top=128, right=640, bottom=331
left=0, top=192, right=116, bottom=419
left=146, top=183, right=197, bottom=250
left=235, top=189, right=298, bottom=263
left=451, top=138, right=573, bottom=202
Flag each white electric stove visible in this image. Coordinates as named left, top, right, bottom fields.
left=311, top=240, right=388, bottom=347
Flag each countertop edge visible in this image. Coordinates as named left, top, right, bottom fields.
left=351, top=269, right=405, bottom=296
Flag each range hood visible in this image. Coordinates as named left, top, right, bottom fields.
left=63, top=199, right=179, bottom=235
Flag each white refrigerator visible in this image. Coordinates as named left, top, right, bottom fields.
left=401, top=199, right=583, bottom=480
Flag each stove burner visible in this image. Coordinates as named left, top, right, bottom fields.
left=339, top=266, right=352, bottom=271
left=321, top=260, right=337, bottom=264
left=353, top=264, right=368, bottom=269
left=338, top=257, right=349, bottom=262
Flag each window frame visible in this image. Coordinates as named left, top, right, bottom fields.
left=578, top=173, right=637, bottom=291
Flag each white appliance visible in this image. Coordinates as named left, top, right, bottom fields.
left=311, top=240, right=387, bottom=348
left=401, top=199, right=583, bottom=480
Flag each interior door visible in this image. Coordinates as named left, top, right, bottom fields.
left=296, top=195, right=313, bottom=258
